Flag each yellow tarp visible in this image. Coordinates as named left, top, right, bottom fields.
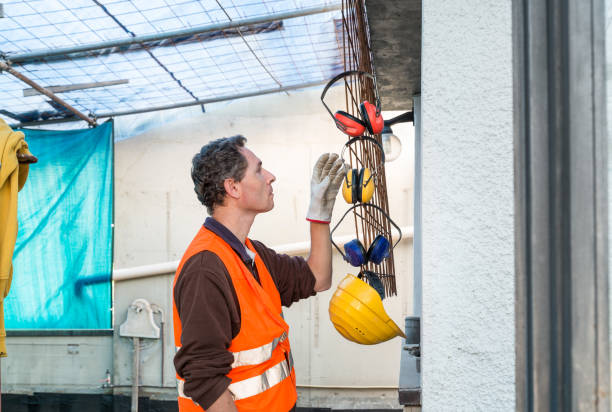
left=0, top=119, right=33, bottom=357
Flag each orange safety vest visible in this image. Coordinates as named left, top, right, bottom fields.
left=173, top=226, right=297, bottom=412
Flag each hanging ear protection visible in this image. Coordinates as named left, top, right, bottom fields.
left=360, top=101, right=384, bottom=135
left=321, top=70, right=383, bottom=137
left=358, top=270, right=385, bottom=300
left=330, top=203, right=402, bottom=267
left=342, top=168, right=372, bottom=204
left=334, top=111, right=366, bottom=137
left=343, top=234, right=389, bottom=266
left=340, top=136, right=385, bottom=204
left=367, top=234, right=390, bottom=264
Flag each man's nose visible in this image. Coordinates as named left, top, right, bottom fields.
left=266, top=169, right=276, bottom=183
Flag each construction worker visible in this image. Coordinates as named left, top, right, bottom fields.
left=173, top=135, right=346, bottom=412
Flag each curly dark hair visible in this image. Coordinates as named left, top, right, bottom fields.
left=191, top=135, right=248, bottom=215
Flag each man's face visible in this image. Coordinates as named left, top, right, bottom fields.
left=236, top=147, right=276, bottom=213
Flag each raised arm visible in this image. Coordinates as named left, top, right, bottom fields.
left=305, top=153, right=346, bottom=291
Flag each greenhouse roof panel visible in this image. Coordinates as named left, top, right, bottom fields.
left=0, top=0, right=342, bottom=125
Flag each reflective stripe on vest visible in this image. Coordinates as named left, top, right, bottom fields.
left=231, top=331, right=287, bottom=368
left=175, top=331, right=293, bottom=402
left=177, top=379, right=194, bottom=402
left=228, top=351, right=294, bottom=401
left=176, top=350, right=293, bottom=404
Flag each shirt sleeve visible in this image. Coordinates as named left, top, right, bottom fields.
left=251, top=240, right=317, bottom=307
left=173, top=251, right=240, bottom=410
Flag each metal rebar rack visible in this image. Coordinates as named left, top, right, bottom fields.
left=340, top=0, right=396, bottom=297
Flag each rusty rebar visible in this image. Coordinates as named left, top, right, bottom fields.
left=341, top=0, right=397, bottom=296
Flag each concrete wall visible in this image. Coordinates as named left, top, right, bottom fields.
left=606, top=0, right=612, bottom=382
left=2, top=336, right=113, bottom=394
left=2, top=86, right=415, bottom=410
left=112, top=274, right=177, bottom=399
left=421, top=1, right=515, bottom=411
left=605, top=0, right=612, bottom=406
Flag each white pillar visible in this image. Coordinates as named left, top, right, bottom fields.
left=421, top=1, right=514, bottom=410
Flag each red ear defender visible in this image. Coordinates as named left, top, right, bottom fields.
left=360, top=101, right=384, bottom=135
left=321, top=70, right=384, bottom=137
left=334, top=111, right=366, bottom=137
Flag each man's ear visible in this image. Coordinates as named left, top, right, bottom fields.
left=223, top=178, right=240, bottom=199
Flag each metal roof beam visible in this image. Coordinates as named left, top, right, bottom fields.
left=0, top=61, right=97, bottom=126
left=23, top=79, right=129, bottom=96
left=9, top=79, right=330, bottom=128
left=5, top=4, right=342, bottom=65
left=93, top=80, right=330, bottom=118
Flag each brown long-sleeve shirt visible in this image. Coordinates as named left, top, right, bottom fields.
left=173, top=217, right=316, bottom=410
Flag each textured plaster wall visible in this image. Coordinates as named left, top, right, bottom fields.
left=421, top=1, right=515, bottom=411
left=605, top=0, right=612, bottom=404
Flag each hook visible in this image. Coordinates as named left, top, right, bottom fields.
left=17, top=152, right=37, bottom=164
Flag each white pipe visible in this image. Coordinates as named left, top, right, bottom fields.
left=113, top=261, right=179, bottom=282
left=297, top=384, right=398, bottom=389
left=113, top=226, right=413, bottom=282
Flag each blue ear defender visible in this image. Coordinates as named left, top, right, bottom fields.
left=366, top=234, right=390, bottom=264
left=330, top=203, right=402, bottom=267
left=344, top=239, right=367, bottom=266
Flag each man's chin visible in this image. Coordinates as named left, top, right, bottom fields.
left=257, top=202, right=274, bottom=214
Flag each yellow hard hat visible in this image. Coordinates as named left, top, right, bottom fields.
left=329, top=274, right=407, bottom=345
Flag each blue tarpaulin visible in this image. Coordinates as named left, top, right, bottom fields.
left=5, top=120, right=113, bottom=329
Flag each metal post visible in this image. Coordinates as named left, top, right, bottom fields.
left=0, top=61, right=96, bottom=126
left=513, top=0, right=609, bottom=410
left=132, top=337, right=139, bottom=412
left=412, top=94, right=422, bottom=317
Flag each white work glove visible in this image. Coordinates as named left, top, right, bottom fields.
left=306, top=153, right=347, bottom=224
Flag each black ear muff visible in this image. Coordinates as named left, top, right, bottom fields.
left=334, top=111, right=366, bottom=137
left=357, top=167, right=366, bottom=202
left=359, top=270, right=385, bottom=300
left=351, top=169, right=359, bottom=204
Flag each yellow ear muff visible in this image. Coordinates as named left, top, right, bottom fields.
left=360, top=167, right=375, bottom=203
left=343, top=169, right=357, bottom=204
left=343, top=168, right=375, bottom=204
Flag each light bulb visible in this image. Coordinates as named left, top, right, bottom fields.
left=381, top=126, right=402, bottom=161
